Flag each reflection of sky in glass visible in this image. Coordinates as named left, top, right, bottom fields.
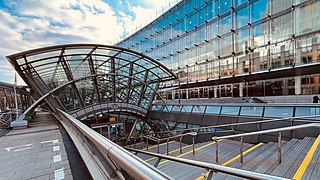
left=264, top=107, right=293, bottom=118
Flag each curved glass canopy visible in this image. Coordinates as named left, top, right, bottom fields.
left=7, top=44, right=177, bottom=118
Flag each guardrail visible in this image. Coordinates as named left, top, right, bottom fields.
left=212, top=123, right=320, bottom=164
left=57, top=109, right=172, bottom=180
left=129, top=115, right=320, bottom=156
left=149, top=114, right=320, bottom=136
left=126, top=147, right=289, bottom=180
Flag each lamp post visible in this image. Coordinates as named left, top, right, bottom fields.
left=14, top=73, right=19, bottom=120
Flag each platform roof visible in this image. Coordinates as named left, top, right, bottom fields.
left=7, top=44, right=177, bottom=116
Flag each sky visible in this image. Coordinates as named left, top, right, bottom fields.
left=0, top=0, right=178, bottom=85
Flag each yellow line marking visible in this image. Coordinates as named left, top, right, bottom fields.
left=159, top=140, right=221, bottom=165
left=293, top=134, right=320, bottom=180
left=195, top=142, right=264, bottom=180
left=145, top=144, right=193, bottom=162
left=141, top=141, right=174, bottom=151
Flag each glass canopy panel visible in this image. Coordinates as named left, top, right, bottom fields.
left=221, top=106, right=240, bottom=115
left=27, top=50, right=62, bottom=63
left=192, top=105, right=206, bottom=113
left=205, top=106, right=221, bottom=114
left=295, top=107, right=320, bottom=120
left=264, top=107, right=293, bottom=118
left=240, top=106, right=264, bottom=116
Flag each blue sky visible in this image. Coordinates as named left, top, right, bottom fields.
left=0, top=0, right=177, bottom=85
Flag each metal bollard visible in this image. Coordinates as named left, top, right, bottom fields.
left=157, top=140, right=160, bottom=153
left=140, top=137, right=143, bottom=150
left=146, top=138, right=149, bottom=151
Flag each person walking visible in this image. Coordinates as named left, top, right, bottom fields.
left=313, top=95, right=319, bottom=103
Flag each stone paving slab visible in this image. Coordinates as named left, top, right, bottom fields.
left=0, top=112, right=72, bottom=180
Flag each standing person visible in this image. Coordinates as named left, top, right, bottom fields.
left=313, top=95, right=319, bottom=103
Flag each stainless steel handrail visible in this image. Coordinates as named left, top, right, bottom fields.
left=150, top=114, right=320, bottom=135
left=57, top=110, right=171, bottom=180
left=126, top=147, right=289, bottom=180
left=212, top=123, right=320, bottom=164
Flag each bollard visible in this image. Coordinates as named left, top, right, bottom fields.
left=180, top=136, right=183, bottom=153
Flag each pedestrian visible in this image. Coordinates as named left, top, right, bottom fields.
left=313, top=95, right=319, bottom=103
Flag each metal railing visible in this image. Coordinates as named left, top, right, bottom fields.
left=57, top=109, right=171, bottom=180
left=129, top=115, right=320, bottom=156
left=150, top=114, right=320, bottom=136
left=129, top=132, right=198, bottom=155
left=0, top=112, right=15, bottom=126
left=126, top=147, right=289, bottom=180
left=212, top=123, right=320, bottom=164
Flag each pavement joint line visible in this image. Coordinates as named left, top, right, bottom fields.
left=145, top=143, right=194, bottom=162
left=159, top=140, right=222, bottom=166
left=54, top=167, right=65, bottom=180
left=195, top=142, right=264, bottom=180
left=293, top=134, right=320, bottom=180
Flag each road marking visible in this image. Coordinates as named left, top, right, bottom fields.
left=53, top=146, right=60, bottom=152
left=54, top=168, right=65, bottom=180
left=159, top=140, right=221, bottom=166
left=13, top=147, right=31, bottom=152
left=41, top=139, right=59, bottom=144
left=54, top=155, right=62, bottom=163
left=145, top=144, right=193, bottom=162
left=4, top=143, right=33, bottom=152
left=293, top=135, right=320, bottom=180
left=195, top=142, right=263, bottom=180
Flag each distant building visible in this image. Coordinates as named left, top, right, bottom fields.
left=117, top=0, right=320, bottom=100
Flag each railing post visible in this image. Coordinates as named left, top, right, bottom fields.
left=157, top=140, right=160, bottom=153
left=167, top=139, right=169, bottom=155
left=240, top=136, right=244, bottom=163
left=216, top=140, right=219, bottom=163
left=278, top=132, right=282, bottom=164
left=146, top=138, right=149, bottom=151
left=180, top=136, right=183, bottom=154
left=192, top=135, right=195, bottom=155
left=140, top=137, right=143, bottom=150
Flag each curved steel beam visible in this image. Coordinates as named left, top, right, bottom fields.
left=6, top=44, right=178, bottom=80
left=18, top=73, right=166, bottom=120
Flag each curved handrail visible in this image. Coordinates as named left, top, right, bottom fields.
left=57, top=109, right=171, bottom=180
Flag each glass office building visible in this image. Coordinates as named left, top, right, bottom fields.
left=117, top=0, right=320, bottom=99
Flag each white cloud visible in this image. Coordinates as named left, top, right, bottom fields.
left=0, top=0, right=175, bottom=85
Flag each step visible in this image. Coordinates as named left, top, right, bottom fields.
left=253, top=138, right=299, bottom=174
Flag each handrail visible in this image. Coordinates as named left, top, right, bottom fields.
left=212, top=123, right=320, bottom=164
left=126, top=147, right=289, bottom=180
left=57, top=110, right=171, bottom=180
left=151, top=114, right=320, bottom=135
left=212, top=123, right=320, bottom=141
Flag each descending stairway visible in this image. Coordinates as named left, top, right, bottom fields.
left=128, top=136, right=320, bottom=179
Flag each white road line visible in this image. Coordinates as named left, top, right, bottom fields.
left=53, top=155, right=62, bottom=163
left=53, top=146, right=60, bottom=152
left=41, top=139, right=59, bottom=144
left=4, top=143, right=33, bottom=152
left=54, top=168, right=65, bottom=180
left=13, top=147, right=31, bottom=152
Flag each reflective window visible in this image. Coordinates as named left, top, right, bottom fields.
left=181, top=105, right=193, bottom=112
left=295, top=107, right=320, bottom=117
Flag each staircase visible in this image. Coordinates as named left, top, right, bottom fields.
left=128, top=136, right=320, bottom=179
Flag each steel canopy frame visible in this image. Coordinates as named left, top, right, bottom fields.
left=6, top=44, right=177, bottom=125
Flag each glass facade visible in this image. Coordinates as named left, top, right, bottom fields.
left=117, top=0, right=320, bottom=99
